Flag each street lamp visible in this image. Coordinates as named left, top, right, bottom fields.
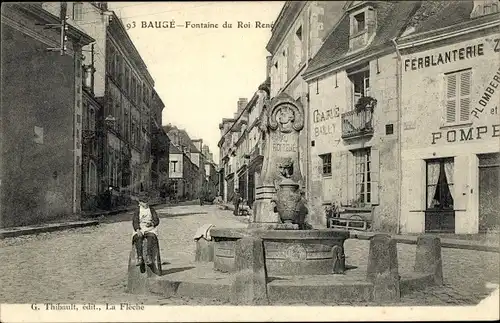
left=105, top=115, right=116, bottom=128
left=102, top=115, right=116, bottom=193
left=82, top=64, right=95, bottom=92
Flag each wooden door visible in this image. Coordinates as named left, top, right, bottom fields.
left=478, top=153, right=500, bottom=231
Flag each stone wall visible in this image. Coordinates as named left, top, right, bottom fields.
left=1, top=22, right=77, bottom=227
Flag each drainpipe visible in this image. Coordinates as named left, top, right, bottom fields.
left=392, top=38, right=403, bottom=234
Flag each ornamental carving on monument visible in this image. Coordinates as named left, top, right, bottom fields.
left=268, top=98, right=304, bottom=134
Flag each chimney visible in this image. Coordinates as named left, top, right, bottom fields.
left=237, top=98, right=248, bottom=113
left=470, top=0, right=499, bottom=18
left=266, top=55, right=272, bottom=79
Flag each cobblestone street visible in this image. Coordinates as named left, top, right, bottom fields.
left=0, top=205, right=498, bottom=306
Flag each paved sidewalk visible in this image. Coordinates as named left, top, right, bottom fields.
left=0, top=220, right=99, bottom=239
left=221, top=203, right=499, bottom=253
left=349, top=231, right=499, bottom=253
left=0, top=200, right=201, bottom=239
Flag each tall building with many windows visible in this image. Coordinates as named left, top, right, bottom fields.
left=42, top=2, right=170, bottom=209
left=267, top=1, right=348, bottom=204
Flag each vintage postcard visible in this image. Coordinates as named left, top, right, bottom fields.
left=0, top=1, right=499, bottom=322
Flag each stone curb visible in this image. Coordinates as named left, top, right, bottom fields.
left=349, top=231, right=499, bottom=253
left=0, top=200, right=202, bottom=239
left=0, top=220, right=99, bottom=239
left=220, top=205, right=498, bottom=253
left=80, top=200, right=200, bottom=218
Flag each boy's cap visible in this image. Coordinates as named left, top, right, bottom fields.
left=138, top=192, right=149, bottom=201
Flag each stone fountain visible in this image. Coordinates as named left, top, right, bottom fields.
left=126, top=92, right=446, bottom=305
left=210, top=92, right=350, bottom=276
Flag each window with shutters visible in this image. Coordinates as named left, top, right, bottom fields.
left=353, top=148, right=371, bottom=204
left=444, top=69, right=472, bottom=124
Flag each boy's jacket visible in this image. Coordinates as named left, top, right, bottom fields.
left=132, top=206, right=160, bottom=231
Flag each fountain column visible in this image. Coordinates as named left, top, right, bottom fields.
left=251, top=92, right=304, bottom=227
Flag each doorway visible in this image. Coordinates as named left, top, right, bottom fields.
left=478, top=153, right=500, bottom=232
left=425, top=158, right=455, bottom=233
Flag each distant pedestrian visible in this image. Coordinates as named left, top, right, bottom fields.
left=132, top=192, right=160, bottom=266
left=233, top=189, right=241, bottom=216
left=295, top=190, right=309, bottom=230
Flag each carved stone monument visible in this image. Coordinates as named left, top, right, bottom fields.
left=211, top=92, right=349, bottom=276
left=252, top=92, right=304, bottom=226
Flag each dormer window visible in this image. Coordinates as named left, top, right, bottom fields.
left=470, top=0, right=499, bottom=18
left=353, top=12, right=366, bottom=34
left=349, top=6, right=377, bottom=51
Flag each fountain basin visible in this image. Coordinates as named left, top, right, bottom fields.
left=211, top=228, right=350, bottom=276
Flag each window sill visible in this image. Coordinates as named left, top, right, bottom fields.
left=409, top=209, right=466, bottom=212
left=322, top=174, right=332, bottom=178
left=439, top=122, right=473, bottom=130
left=350, top=29, right=368, bottom=38
left=340, top=206, right=373, bottom=212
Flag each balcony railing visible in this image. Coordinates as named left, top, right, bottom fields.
left=341, top=109, right=374, bottom=139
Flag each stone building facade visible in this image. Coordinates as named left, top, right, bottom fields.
left=303, top=0, right=413, bottom=230
left=398, top=1, right=500, bottom=234
left=217, top=1, right=348, bottom=211
left=218, top=0, right=499, bottom=234
left=1, top=3, right=94, bottom=227
left=165, top=125, right=211, bottom=200
left=267, top=0, right=348, bottom=207
left=303, top=0, right=499, bottom=233
left=42, top=1, right=170, bottom=210
left=202, top=145, right=218, bottom=201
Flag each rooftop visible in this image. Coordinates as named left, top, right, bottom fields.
left=304, top=0, right=485, bottom=79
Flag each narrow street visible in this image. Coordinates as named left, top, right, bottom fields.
left=0, top=205, right=498, bottom=306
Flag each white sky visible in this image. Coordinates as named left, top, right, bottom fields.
left=107, top=2, right=285, bottom=164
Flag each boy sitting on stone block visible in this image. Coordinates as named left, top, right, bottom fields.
left=132, top=192, right=160, bottom=266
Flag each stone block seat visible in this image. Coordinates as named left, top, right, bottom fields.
left=127, top=233, right=163, bottom=294
left=128, top=233, right=444, bottom=304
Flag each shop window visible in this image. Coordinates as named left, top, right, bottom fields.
left=445, top=69, right=471, bottom=124
left=426, top=158, right=454, bottom=210
left=353, top=148, right=371, bottom=204
left=319, top=153, right=332, bottom=176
